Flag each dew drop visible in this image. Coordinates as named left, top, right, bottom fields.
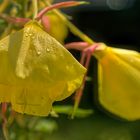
left=46, top=48, right=50, bottom=52
left=44, top=66, right=49, bottom=74
left=37, top=51, right=41, bottom=55
left=25, top=33, right=29, bottom=37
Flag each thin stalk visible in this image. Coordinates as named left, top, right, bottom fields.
left=36, top=1, right=87, bottom=20
left=71, top=51, right=90, bottom=119
left=0, top=14, right=30, bottom=25
left=3, top=124, right=10, bottom=140
left=0, top=0, right=9, bottom=13
left=65, top=42, right=90, bottom=50
left=64, top=20, right=94, bottom=44
left=1, top=103, right=10, bottom=140
left=72, top=44, right=99, bottom=118
left=32, top=0, right=38, bottom=19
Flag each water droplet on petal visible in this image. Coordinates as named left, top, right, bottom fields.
left=37, top=51, right=41, bottom=55
left=25, top=33, right=29, bottom=37
left=46, top=48, right=50, bottom=52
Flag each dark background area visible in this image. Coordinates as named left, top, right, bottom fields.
left=64, top=0, right=140, bottom=51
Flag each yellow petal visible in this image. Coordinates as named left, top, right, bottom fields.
left=0, top=21, right=86, bottom=116
left=44, top=13, right=68, bottom=44
left=95, top=44, right=140, bottom=120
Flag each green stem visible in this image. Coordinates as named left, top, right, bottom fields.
left=3, top=123, right=10, bottom=140
left=1, top=103, right=10, bottom=140
left=0, top=0, right=9, bottom=14
left=23, top=0, right=29, bottom=17
left=43, top=0, right=94, bottom=44
left=32, top=0, right=38, bottom=19
left=64, top=20, right=94, bottom=44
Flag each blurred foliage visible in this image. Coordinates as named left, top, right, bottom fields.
left=3, top=112, right=140, bottom=140
left=9, top=115, right=58, bottom=140
left=53, top=105, right=93, bottom=118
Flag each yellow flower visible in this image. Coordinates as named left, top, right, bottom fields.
left=95, top=43, right=140, bottom=120
left=0, top=21, right=86, bottom=116
left=42, top=13, right=68, bottom=44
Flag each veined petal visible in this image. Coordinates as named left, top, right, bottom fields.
left=0, top=21, right=86, bottom=116
left=96, top=45, right=140, bottom=120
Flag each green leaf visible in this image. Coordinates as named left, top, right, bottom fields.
left=33, top=119, right=58, bottom=133
left=53, top=105, right=93, bottom=118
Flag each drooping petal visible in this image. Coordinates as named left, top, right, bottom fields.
left=0, top=21, right=86, bottom=116
left=95, top=44, right=140, bottom=120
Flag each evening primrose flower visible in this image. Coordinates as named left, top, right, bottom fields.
left=95, top=43, right=140, bottom=121
left=0, top=21, right=86, bottom=116
left=65, top=42, right=140, bottom=120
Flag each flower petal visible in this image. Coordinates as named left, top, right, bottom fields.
left=97, top=46, right=140, bottom=120
left=0, top=21, right=86, bottom=116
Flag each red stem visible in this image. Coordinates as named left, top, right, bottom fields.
left=36, top=1, right=82, bottom=20
left=72, top=44, right=99, bottom=118
left=0, top=14, right=30, bottom=25
left=2, top=103, right=7, bottom=123
left=65, top=42, right=90, bottom=51
left=74, top=51, right=92, bottom=107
